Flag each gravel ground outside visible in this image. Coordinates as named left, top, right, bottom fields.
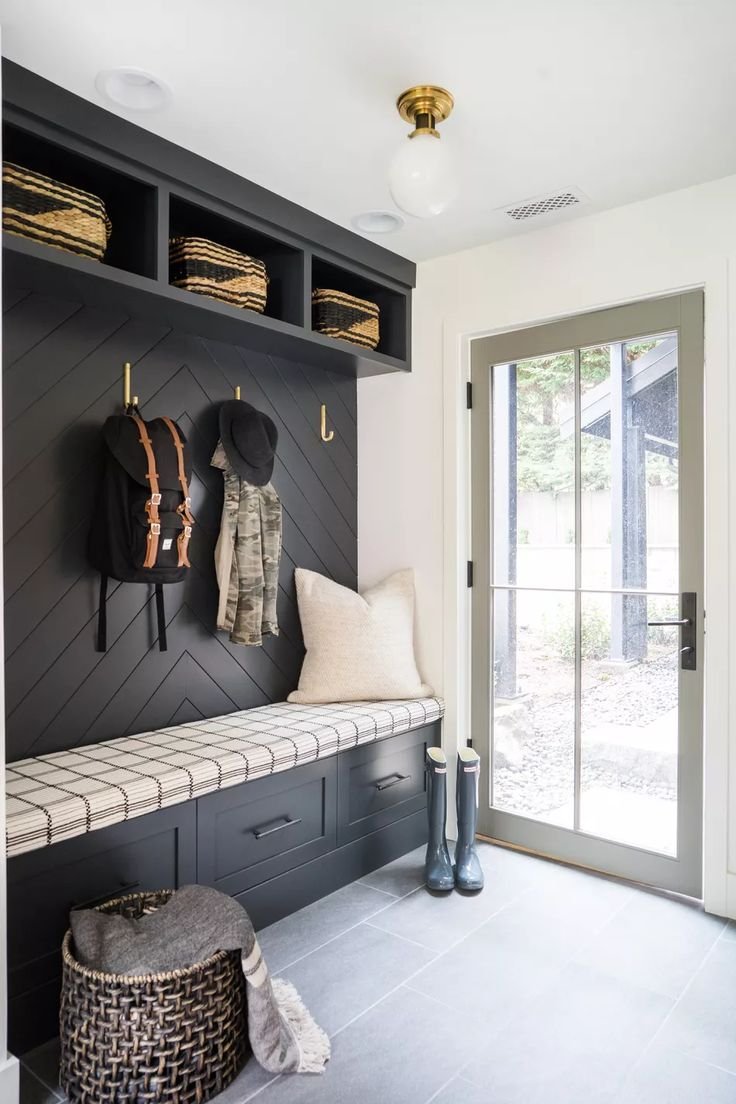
left=493, top=646, right=678, bottom=820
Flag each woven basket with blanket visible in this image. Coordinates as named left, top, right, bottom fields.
left=60, top=885, right=329, bottom=1104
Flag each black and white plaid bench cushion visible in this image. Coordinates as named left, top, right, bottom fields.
left=6, top=697, right=444, bottom=858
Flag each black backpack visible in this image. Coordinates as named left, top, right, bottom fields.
left=89, top=413, right=194, bottom=652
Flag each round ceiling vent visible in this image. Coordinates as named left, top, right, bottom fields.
left=95, top=68, right=171, bottom=112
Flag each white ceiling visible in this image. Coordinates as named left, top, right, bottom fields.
left=1, top=0, right=736, bottom=262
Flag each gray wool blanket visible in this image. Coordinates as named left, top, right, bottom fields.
left=70, top=884, right=330, bottom=1075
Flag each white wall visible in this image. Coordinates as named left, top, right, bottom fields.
left=358, top=172, right=736, bottom=916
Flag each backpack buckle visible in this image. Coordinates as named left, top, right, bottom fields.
left=184, top=525, right=192, bottom=537
left=150, top=523, right=161, bottom=535
left=185, top=497, right=192, bottom=508
left=150, top=493, right=162, bottom=507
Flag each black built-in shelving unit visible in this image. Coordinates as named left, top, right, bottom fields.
left=2, top=61, right=414, bottom=377
left=2, top=61, right=420, bottom=1056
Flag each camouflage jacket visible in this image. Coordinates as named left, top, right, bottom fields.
left=211, top=441, right=282, bottom=646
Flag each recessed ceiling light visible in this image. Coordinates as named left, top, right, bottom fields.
left=351, top=211, right=405, bottom=234
left=95, top=68, right=171, bottom=112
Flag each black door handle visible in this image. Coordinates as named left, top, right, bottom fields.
left=253, top=815, right=302, bottom=840
left=648, top=592, right=697, bottom=671
left=647, top=618, right=691, bottom=627
left=374, top=773, right=411, bottom=792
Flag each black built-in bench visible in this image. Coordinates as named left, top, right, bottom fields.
left=6, top=699, right=442, bottom=1052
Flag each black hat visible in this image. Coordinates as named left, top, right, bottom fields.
left=219, top=400, right=278, bottom=486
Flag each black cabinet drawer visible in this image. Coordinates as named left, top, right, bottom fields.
left=197, top=758, right=337, bottom=896
left=8, top=803, right=196, bottom=1054
left=337, top=721, right=440, bottom=845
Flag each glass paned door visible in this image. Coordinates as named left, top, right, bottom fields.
left=471, top=293, right=704, bottom=896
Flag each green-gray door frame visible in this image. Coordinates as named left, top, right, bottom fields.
left=470, top=292, right=704, bottom=896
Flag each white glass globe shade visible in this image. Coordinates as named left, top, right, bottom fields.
left=388, top=133, right=456, bottom=218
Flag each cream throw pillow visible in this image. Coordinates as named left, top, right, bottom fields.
left=287, top=568, right=433, bottom=704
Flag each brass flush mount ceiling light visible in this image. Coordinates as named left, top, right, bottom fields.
left=389, top=85, right=456, bottom=219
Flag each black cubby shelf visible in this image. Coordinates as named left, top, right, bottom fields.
left=311, top=255, right=409, bottom=363
left=168, top=194, right=305, bottom=328
left=3, top=120, right=157, bottom=280
left=1, top=67, right=414, bottom=378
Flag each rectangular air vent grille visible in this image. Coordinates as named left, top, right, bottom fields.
left=505, top=191, right=582, bottom=221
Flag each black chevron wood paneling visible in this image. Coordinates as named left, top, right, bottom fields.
left=3, top=283, right=357, bottom=762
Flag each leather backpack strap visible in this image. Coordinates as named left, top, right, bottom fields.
left=155, top=584, right=168, bottom=652
left=161, top=416, right=194, bottom=568
left=131, top=415, right=161, bottom=569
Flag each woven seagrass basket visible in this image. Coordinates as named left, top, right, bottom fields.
left=59, top=890, right=249, bottom=1104
left=2, top=162, right=112, bottom=261
left=312, top=288, right=380, bottom=350
left=170, top=236, right=268, bottom=312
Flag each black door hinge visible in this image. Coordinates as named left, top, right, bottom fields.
left=466, top=381, right=473, bottom=409
left=467, top=560, right=474, bottom=587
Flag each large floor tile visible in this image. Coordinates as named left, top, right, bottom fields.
left=20, top=1066, right=63, bottom=1104
left=359, top=846, right=427, bottom=898
left=656, top=938, right=736, bottom=1074
left=257, top=882, right=392, bottom=973
left=406, top=869, right=629, bottom=1035
left=406, top=903, right=573, bottom=1036
left=616, top=1044, right=736, bottom=1103
left=212, top=1057, right=279, bottom=1103
left=250, top=986, right=477, bottom=1104
left=573, top=890, right=725, bottom=999
left=475, top=841, right=552, bottom=883
left=21, top=1039, right=62, bottom=1098
left=367, top=857, right=532, bottom=952
left=430, top=1075, right=491, bottom=1103
left=518, top=858, right=634, bottom=930
left=721, top=919, right=736, bottom=942
left=281, top=921, right=435, bottom=1036
left=463, top=961, right=673, bottom=1104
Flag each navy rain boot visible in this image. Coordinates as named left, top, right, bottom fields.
left=455, top=747, right=484, bottom=892
left=425, top=747, right=454, bottom=892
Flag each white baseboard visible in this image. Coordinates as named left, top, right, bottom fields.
left=0, top=1054, right=20, bottom=1104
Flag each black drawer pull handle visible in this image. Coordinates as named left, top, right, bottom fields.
left=253, top=815, right=303, bottom=840
left=374, top=773, right=411, bottom=792
left=70, top=880, right=141, bottom=912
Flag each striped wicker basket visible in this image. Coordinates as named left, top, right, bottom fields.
left=312, top=288, right=380, bottom=350
left=170, top=236, right=268, bottom=312
left=59, top=890, right=249, bottom=1104
left=2, top=162, right=112, bottom=261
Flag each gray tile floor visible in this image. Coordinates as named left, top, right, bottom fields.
left=20, top=842, right=736, bottom=1103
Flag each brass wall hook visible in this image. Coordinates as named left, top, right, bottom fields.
left=320, top=404, right=334, bottom=443
left=234, top=385, right=241, bottom=400
left=123, top=362, right=139, bottom=410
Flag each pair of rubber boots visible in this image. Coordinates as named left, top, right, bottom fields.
left=425, top=747, right=484, bottom=892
